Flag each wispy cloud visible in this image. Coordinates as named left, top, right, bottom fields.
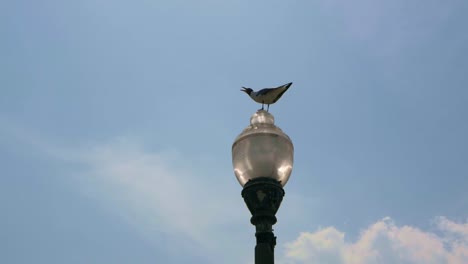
left=280, top=217, right=468, bottom=264
left=62, top=138, right=251, bottom=263
left=73, top=139, right=239, bottom=242
left=0, top=118, right=251, bottom=263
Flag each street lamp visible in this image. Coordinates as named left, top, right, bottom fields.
left=232, top=110, right=294, bottom=264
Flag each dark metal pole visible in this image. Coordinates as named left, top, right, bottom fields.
left=242, top=178, right=284, bottom=264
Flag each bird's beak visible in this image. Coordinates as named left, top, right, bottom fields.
left=240, top=87, right=247, bottom=92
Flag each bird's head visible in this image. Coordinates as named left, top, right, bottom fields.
left=241, top=87, right=253, bottom=95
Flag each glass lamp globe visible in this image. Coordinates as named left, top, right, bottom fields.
left=232, top=110, right=294, bottom=187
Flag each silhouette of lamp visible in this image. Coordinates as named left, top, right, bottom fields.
left=232, top=110, right=294, bottom=264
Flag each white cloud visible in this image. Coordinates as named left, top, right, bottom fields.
left=281, top=217, right=468, bottom=264
left=436, top=216, right=468, bottom=238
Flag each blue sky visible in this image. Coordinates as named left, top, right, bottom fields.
left=1, top=0, right=467, bottom=263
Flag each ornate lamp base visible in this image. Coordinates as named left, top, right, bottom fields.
left=241, top=177, right=285, bottom=264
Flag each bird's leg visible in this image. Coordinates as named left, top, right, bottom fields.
left=267, top=104, right=270, bottom=112
left=261, top=102, right=264, bottom=110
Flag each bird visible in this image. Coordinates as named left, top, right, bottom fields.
left=241, top=82, right=292, bottom=112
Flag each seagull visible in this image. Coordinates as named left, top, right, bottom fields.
left=241, top=82, right=292, bottom=112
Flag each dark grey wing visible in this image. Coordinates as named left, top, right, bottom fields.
left=272, top=88, right=289, bottom=103
left=272, top=83, right=292, bottom=103
left=256, top=88, right=275, bottom=95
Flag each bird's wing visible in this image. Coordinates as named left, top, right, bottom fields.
left=256, top=88, right=275, bottom=96
left=276, top=82, right=293, bottom=89
left=272, top=88, right=289, bottom=103
left=271, top=83, right=292, bottom=103
left=257, top=82, right=292, bottom=95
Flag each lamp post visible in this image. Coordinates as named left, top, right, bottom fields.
left=232, top=110, right=294, bottom=264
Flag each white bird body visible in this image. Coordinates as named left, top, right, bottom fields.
left=241, top=82, right=292, bottom=111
